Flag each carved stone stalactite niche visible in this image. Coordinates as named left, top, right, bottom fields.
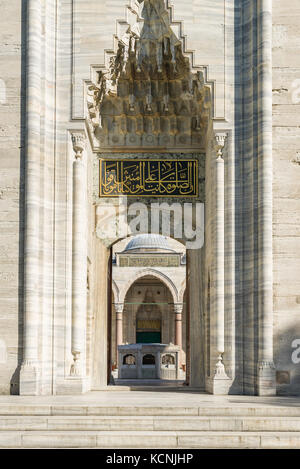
left=87, top=0, right=211, bottom=150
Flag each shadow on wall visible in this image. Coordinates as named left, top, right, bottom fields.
left=229, top=324, right=300, bottom=398
left=10, top=0, right=27, bottom=395
left=274, top=325, right=300, bottom=397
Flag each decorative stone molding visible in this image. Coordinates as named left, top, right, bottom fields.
left=86, top=0, right=212, bottom=150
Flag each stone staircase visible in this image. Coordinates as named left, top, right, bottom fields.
left=1, top=402, right=300, bottom=448
left=113, top=379, right=186, bottom=388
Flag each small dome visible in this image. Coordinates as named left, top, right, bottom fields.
left=124, top=234, right=175, bottom=253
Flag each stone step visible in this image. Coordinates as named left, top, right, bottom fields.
left=1, top=415, right=300, bottom=432
left=1, top=430, right=300, bottom=449
left=1, top=404, right=300, bottom=417
left=1, top=404, right=300, bottom=448
left=113, top=380, right=186, bottom=388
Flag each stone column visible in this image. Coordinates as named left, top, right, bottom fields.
left=257, top=0, right=276, bottom=395
left=114, top=303, right=124, bottom=365
left=174, top=304, right=183, bottom=349
left=156, top=350, right=161, bottom=379
left=20, top=0, right=42, bottom=396
left=70, top=132, right=87, bottom=378
left=209, top=133, right=231, bottom=395
left=216, top=134, right=226, bottom=369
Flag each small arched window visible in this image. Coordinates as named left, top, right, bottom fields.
left=142, top=354, right=155, bottom=365
left=162, top=354, right=175, bottom=365
left=123, top=354, right=136, bottom=365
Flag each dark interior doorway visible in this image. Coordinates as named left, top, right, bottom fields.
left=136, top=331, right=161, bottom=344
left=109, top=235, right=190, bottom=386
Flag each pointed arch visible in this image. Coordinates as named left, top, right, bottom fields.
left=178, top=279, right=186, bottom=303
left=112, top=279, right=119, bottom=303
left=119, top=268, right=178, bottom=304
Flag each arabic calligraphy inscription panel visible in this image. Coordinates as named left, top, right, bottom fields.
left=100, top=159, right=198, bottom=197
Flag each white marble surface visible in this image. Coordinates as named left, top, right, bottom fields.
left=0, top=0, right=299, bottom=400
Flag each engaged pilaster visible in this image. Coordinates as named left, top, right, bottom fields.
left=257, top=0, right=276, bottom=396
left=20, top=0, right=42, bottom=396
left=208, top=132, right=231, bottom=395
left=70, top=132, right=88, bottom=380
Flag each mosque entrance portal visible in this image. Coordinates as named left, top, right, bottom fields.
left=87, top=0, right=228, bottom=394
left=110, top=235, right=187, bottom=384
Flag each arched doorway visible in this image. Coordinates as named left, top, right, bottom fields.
left=84, top=0, right=220, bottom=392
left=90, top=230, right=208, bottom=391
left=87, top=0, right=215, bottom=393
left=109, top=235, right=187, bottom=384
left=135, top=288, right=162, bottom=344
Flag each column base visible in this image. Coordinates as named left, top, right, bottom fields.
left=207, top=375, right=232, bottom=395
left=56, top=377, right=90, bottom=395
left=207, top=358, right=232, bottom=395
left=19, top=360, right=39, bottom=396
left=257, top=361, right=276, bottom=396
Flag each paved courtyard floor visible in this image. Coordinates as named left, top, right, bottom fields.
left=0, top=390, right=299, bottom=409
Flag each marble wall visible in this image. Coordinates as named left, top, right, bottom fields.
left=0, top=0, right=24, bottom=394
left=0, top=0, right=299, bottom=395
left=272, top=0, right=300, bottom=395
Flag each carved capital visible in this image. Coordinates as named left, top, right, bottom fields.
left=114, top=303, right=124, bottom=314
left=71, top=132, right=86, bottom=159
left=214, top=132, right=228, bottom=159
left=174, top=303, right=183, bottom=314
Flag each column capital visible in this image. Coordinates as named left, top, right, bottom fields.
left=71, top=131, right=86, bottom=159
left=174, top=303, right=183, bottom=314
left=214, top=132, right=228, bottom=159
left=114, top=303, right=124, bottom=314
